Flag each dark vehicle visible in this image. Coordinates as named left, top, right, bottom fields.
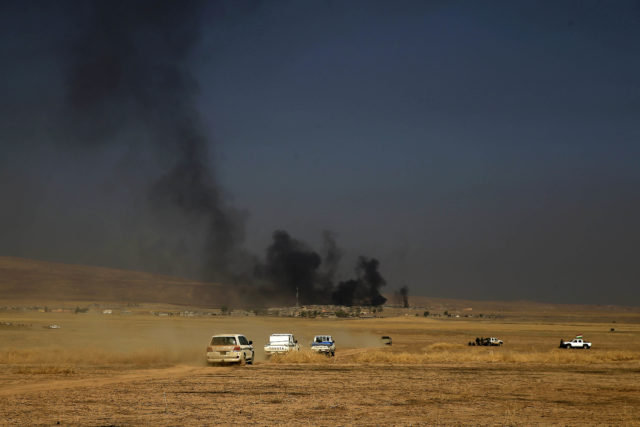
left=470, top=337, right=503, bottom=346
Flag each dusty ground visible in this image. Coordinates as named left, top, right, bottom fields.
left=1, top=308, right=640, bottom=425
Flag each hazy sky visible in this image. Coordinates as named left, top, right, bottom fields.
left=1, top=1, right=639, bottom=305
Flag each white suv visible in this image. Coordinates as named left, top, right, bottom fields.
left=206, top=334, right=254, bottom=365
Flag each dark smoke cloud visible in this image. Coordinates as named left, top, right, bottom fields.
left=317, top=230, right=342, bottom=301
left=396, top=285, right=409, bottom=308
left=258, top=230, right=321, bottom=305
left=63, top=0, right=248, bottom=282
left=0, top=0, right=251, bottom=285
left=332, top=257, right=387, bottom=307
left=0, top=1, right=390, bottom=307
left=254, top=231, right=387, bottom=307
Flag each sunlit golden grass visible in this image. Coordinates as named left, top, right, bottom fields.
left=266, top=340, right=640, bottom=365
left=425, top=342, right=463, bottom=351
left=1, top=307, right=640, bottom=425
left=0, top=346, right=202, bottom=367
left=12, top=365, right=76, bottom=375
left=350, top=348, right=640, bottom=364
left=269, top=349, right=335, bottom=364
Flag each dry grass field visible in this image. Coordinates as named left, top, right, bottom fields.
left=1, top=305, right=640, bottom=425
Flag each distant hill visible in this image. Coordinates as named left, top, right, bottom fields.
left=2, top=256, right=638, bottom=317
left=383, top=294, right=640, bottom=323
left=0, top=256, right=221, bottom=306
left=401, top=294, right=638, bottom=313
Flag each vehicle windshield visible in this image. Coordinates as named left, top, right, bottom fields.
left=211, top=336, right=237, bottom=346
left=270, top=335, right=291, bottom=344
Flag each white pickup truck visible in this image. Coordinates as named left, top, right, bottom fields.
left=310, top=335, right=335, bottom=357
left=264, top=333, right=300, bottom=357
left=560, top=336, right=592, bottom=349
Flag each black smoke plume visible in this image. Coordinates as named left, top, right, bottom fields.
left=257, top=230, right=321, bottom=305
left=332, top=257, right=387, bottom=306
left=317, top=230, right=342, bottom=303
left=396, top=285, right=409, bottom=308
left=59, top=0, right=246, bottom=283
left=254, top=231, right=387, bottom=307
left=0, top=2, right=389, bottom=307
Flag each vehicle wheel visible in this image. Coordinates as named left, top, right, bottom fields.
left=239, top=354, right=246, bottom=366
left=247, top=352, right=254, bottom=364
left=331, top=351, right=335, bottom=357
left=583, top=345, right=588, bottom=349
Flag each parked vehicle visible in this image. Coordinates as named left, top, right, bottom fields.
left=559, top=336, right=591, bottom=349
left=311, top=335, right=335, bottom=356
left=381, top=336, right=392, bottom=346
left=471, top=337, right=503, bottom=346
left=206, top=334, right=254, bottom=365
left=264, top=333, right=300, bottom=357
left=488, top=337, right=503, bottom=346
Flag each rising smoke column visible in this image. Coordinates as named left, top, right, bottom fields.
left=332, top=256, right=387, bottom=306
left=259, top=230, right=322, bottom=305
left=61, top=0, right=246, bottom=282
left=316, top=230, right=342, bottom=303
left=396, top=285, right=409, bottom=307
left=0, top=1, right=391, bottom=307
left=257, top=231, right=389, bottom=307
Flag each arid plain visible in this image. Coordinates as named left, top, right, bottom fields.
left=1, top=302, right=640, bottom=425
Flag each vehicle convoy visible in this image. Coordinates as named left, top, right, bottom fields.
left=264, top=333, right=300, bottom=357
left=310, top=335, right=335, bottom=356
left=206, top=334, right=254, bottom=365
left=560, top=336, right=592, bottom=349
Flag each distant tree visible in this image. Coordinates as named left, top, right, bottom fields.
left=423, top=311, right=429, bottom=317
